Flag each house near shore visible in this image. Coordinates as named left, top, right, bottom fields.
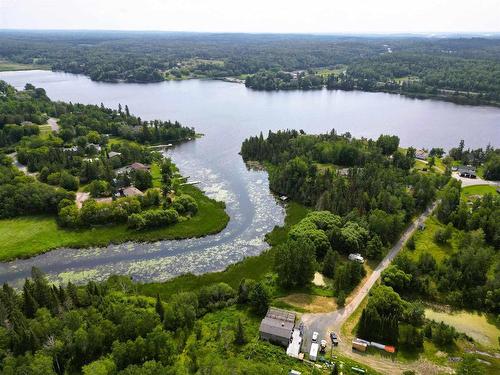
left=119, top=186, right=144, bottom=197
left=415, top=149, right=429, bottom=160
left=129, top=162, right=149, bottom=171
left=259, top=308, right=296, bottom=347
left=108, top=151, right=122, bottom=159
left=88, top=143, right=102, bottom=152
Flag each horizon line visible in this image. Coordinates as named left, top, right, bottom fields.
left=1, top=28, right=500, bottom=37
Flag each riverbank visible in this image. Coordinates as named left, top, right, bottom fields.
left=137, top=201, right=308, bottom=298
left=0, top=185, right=229, bottom=262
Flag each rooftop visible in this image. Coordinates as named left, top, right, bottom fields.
left=130, top=162, right=149, bottom=171
left=108, top=151, right=122, bottom=158
left=122, top=186, right=144, bottom=197
left=259, top=308, right=296, bottom=339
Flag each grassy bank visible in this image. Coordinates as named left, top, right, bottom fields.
left=138, top=202, right=309, bottom=299
left=0, top=185, right=228, bottom=262
left=0, top=59, right=49, bottom=71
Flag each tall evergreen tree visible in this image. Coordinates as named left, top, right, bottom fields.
left=155, top=293, right=165, bottom=321
left=234, top=318, right=246, bottom=345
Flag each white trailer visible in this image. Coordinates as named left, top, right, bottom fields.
left=309, top=342, right=319, bottom=361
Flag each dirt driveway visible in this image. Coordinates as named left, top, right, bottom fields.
left=299, top=201, right=446, bottom=374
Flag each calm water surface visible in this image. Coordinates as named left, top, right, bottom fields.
left=0, top=70, right=499, bottom=287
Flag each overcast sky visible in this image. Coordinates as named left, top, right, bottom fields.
left=1, top=0, right=499, bottom=34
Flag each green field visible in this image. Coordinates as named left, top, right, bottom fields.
left=0, top=59, right=49, bottom=71
left=425, top=308, right=500, bottom=349
left=0, top=185, right=228, bottom=262
left=405, top=215, right=459, bottom=263
left=461, top=185, right=498, bottom=200
left=138, top=202, right=309, bottom=299
left=38, top=124, right=53, bottom=137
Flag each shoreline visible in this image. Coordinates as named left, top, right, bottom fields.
left=0, top=185, right=229, bottom=263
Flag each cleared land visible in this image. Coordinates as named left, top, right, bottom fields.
left=0, top=59, right=49, bottom=71
left=0, top=185, right=228, bottom=261
left=425, top=308, right=500, bottom=349
left=461, top=184, right=498, bottom=200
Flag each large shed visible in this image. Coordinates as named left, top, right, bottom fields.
left=259, top=308, right=296, bottom=347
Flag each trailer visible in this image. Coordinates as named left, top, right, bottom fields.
left=309, top=342, right=319, bottom=361
left=352, top=340, right=368, bottom=352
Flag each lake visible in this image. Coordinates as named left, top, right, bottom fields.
left=0, top=70, right=499, bottom=287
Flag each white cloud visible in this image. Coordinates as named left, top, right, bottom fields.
left=1, top=0, right=499, bottom=33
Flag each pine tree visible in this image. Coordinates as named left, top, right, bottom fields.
left=234, top=318, right=246, bottom=345
left=155, top=294, right=165, bottom=321
left=67, top=282, right=79, bottom=307
left=31, top=267, right=51, bottom=309
left=22, top=286, right=38, bottom=318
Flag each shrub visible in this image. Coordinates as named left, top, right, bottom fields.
left=58, top=204, right=80, bottom=228
left=434, top=224, right=453, bottom=244
left=128, top=213, right=147, bottom=230
left=173, top=194, right=198, bottom=215
left=88, top=179, right=110, bottom=198
left=127, top=209, right=179, bottom=230
left=406, top=235, right=416, bottom=250
left=431, top=321, right=456, bottom=346
left=59, top=170, right=79, bottom=191
left=46, top=172, right=61, bottom=186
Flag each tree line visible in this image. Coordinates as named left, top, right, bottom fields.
left=0, top=268, right=283, bottom=374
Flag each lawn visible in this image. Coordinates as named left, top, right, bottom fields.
left=0, top=59, right=49, bottom=71
left=404, top=215, right=458, bottom=263
left=0, top=185, right=228, bottom=262
left=38, top=124, right=53, bottom=137
left=138, top=202, right=309, bottom=299
left=461, top=185, right=498, bottom=200
left=150, top=162, right=162, bottom=188
left=314, top=65, right=347, bottom=77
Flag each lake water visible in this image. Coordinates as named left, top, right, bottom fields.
left=0, top=70, right=499, bottom=287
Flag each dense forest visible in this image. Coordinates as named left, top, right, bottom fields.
left=0, top=81, right=198, bottom=231
left=241, top=130, right=448, bottom=298
left=0, top=268, right=306, bottom=374
left=356, top=180, right=500, bottom=353
left=1, top=31, right=499, bottom=105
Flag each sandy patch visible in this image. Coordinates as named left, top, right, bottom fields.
left=312, top=272, right=326, bottom=287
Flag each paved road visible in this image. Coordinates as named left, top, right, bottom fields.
left=300, top=200, right=439, bottom=354
left=451, top=172, right=499, bottom=188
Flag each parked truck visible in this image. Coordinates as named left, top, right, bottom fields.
left=309, top=342, right=319, bottom=361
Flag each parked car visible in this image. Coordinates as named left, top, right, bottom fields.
left=348, top=253, right=365, bottom=263
left=312, top=331, right=319, bottom=342
left=320, top=339, right=327, bottom=353
left=330, top=332, right=339, bottom=346
left=309, top=342, right=319, bottom=361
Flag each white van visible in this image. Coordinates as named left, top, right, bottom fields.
left=348, top=253, right=365, bottom=263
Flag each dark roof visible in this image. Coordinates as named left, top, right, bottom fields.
left=259, top=308, right=295, bottom=339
